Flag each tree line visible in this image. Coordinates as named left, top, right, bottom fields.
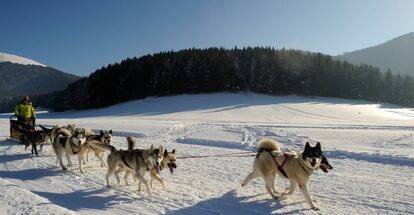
left=1, top=47, right=414, bottom=112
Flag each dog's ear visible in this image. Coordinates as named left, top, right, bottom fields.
left=149, top=144, right=154, bottom=151
left=172, top=149, right=176, bottom=154
left=100, top=130, right=103, bottom=136
left=315, top=142, right=321, bottom=150
left=305, top=142, right=311, bottom=150
left=159, top=144, right=164, bottom=152
left=109, top=130, right=112, bottom=135
left=164, top=149, right=168, bottom=157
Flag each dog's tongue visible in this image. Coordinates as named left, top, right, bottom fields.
left=169, top=166, right=174, bottom=174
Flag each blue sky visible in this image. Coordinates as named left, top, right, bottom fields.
left=1, top=0, right=414, bottom=76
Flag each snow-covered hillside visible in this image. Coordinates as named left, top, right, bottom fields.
left=0, top=93, right=413, bottom=214
left=0, top=52, right=45, bottom=67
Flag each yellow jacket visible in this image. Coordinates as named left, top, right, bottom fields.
left=15, top=102, right=36, bottom=119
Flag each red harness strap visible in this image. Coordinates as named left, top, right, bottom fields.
left=269, top=152, right=289, bottom=178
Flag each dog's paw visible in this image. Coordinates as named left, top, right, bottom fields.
left=311, top=205, right=320, bottom=211
left=281, top=192, right=288, bottom=196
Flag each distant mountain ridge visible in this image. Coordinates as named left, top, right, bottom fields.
left=337, top=32, right=414, bottom=75
left=0, top=62, right=79, bottom=100
left=0, top=52, right=46, bottom=67
left=0, top=52, right=79, bottom=101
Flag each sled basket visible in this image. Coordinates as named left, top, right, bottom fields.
left=9, top=115, right=36, bottom=141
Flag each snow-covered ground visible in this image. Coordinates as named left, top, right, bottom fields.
left=0, top=93, right=413, bottom=214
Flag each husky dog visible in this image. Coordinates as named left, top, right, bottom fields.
left=241, top=139, right=331, bottom=210
left=17, top=127, right=48, bottom=156
left=85, top=129, right=112, bottom=144
left=103, top=144, right=164, bottom=194
left=52, top=130, right=89, bottom=173
left=83, top=129, right=113, bottom=167
left=136, top=149, right=177, bottom=191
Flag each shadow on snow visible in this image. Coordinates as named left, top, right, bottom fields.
left=166, top=190, right=310, bottom=215
left=33, top=188, right=131, bottom=211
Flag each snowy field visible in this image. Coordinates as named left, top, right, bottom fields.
left=0, top=93, right=413, bottom=214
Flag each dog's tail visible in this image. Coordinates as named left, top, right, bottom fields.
left=257, top=138, right=281, bottom=152
left=82, top=128, right=95, bottom=137
left=87, top=140, right=117, bottom=152
left=39, top=125, right=52, bottom=133
left=126, top=136, right=136, bottom=151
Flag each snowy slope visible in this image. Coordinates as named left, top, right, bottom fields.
left=0, top=93, right=413, bottom=214
left=0, top=52, right=46, bottom=67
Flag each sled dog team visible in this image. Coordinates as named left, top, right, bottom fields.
left=35, top=124, right=177, bottom=194
left=22, top=124, right=333, bottom=210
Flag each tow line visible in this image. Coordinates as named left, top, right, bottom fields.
left=176, top=151, right=256, bottom=159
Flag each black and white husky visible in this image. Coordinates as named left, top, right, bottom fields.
left=52, top=130, right=89, bottom=174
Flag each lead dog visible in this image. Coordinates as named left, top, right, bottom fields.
left=138, top=148, right=177, bottom=191
left=241, top=138, right=331, bottom=210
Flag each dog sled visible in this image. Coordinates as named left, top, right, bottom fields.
left=9, top=115, right=37, bottom=142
